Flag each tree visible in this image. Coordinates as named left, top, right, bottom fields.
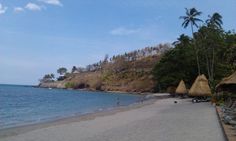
left=205, top=13, right=223, bottom=87
left=153, top=34, right=197, bottom=91
left=77, top=67, right=86, bottom=73
left=153, top=9, right=236, bottom=93
left=103, top=54, right=109, bottom=63
left=193, top=13, right=224, bottom=91
left=173, top=34, right=191, bottom=46
left=40, top=73, right=55, bottom=83
left=71, top=66, right=78, bottom=73
left=180, top=8, right=203, bottom=75
left=57, top=67, right=67, bottom=75
left=86, top=65, right=93, bottom=72
left=50, top=73, right=55, bottom=79
left=224, top=32, right=236, bottom=65
left=206, top=13, right=223, bottom=29
left=101, top=54, right=109, bottom=71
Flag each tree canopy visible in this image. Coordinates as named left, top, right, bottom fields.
left=39, top=74, right=55, bottom=83
left=153, top=10, right=236, bottom=92
left=57, top=67, right=67, bottom=76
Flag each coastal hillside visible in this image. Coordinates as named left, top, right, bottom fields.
left=39, top=10, right=236, bottom=94
left=39, top=44, right=171, bottom=93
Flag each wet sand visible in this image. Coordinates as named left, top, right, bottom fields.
left=0, top=98, right=225, bottom=141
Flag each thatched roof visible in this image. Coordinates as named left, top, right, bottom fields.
left=217, top=71, right=236, bottom=87
left=189, top=74, right=212, bottom=97
left=216, top=71, right=236, bottom=92
left=175, top=80, right=187, bottom=94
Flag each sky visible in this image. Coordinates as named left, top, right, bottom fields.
left=0, top=0, right=235, bottom=85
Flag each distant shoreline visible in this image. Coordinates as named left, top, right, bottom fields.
left=35, top=85, right=157, bottom=95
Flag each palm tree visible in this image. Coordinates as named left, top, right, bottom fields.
left=206, top=13, right=223, bottom=29
left=180, top=8, right=203, bottom=75
left=180, top=8, right=203, bottom=35
left=204, top=13, right=223, bottom=87
left=173, top=34, right=191, bottom=46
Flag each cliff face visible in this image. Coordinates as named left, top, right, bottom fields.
left=100, top=55, right=159, bottom=92
left=39, top=55, right=159, bottom=93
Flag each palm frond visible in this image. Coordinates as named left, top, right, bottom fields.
left=182, top=20, right=187, bottom=27
left=184, top=20, right=190, bottom=28
left=193, top=18, right=203, bottom=22
left=185, top=8, right=189, bottom=16
left=179, top=16, right=187, bottom=19
left=190, top=8, right=198, bottom=15
left=192, top=11, right=202, bottom=17
left=193, top=23, right=199, bottom=28
left=180, top=8, right=202, bottom=30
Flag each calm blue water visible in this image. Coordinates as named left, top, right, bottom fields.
left=0, top=84, right=142, bottom=129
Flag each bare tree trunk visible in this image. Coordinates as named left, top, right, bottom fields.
left=211, top=47, right=215, bottom=82
left=191, top=23, right=201, bottom=75
left=209, top=47, right=215, bottom=92
left=196, top=50, right=201, bottom=75
left=205, top=53, right=211, bottom=80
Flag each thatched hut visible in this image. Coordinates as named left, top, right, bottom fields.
left=175, top=80, right=187, bottom=94
left=216, top=71, right=236, bottom=93
left=189, top=74, right=212, bottom=97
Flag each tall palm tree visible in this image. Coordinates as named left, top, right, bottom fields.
left=180, top=8, right=203, bottom=36
left=206, top=12, right=223, bottom=29
left=204, top=13, right=223, bottom=87
left=180, top=8, right=203, bottom=75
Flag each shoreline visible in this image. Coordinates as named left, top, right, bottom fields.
left=35, top=85, right=156, bottom=95
left=0, top=97, right=225, bottom=141
left=0, top=95, right=167, bottom=139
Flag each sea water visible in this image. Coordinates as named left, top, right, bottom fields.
left=0, top=84, right=143, bottom=129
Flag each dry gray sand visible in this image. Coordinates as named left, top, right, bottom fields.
left=0, top=98, right=225, bottom=141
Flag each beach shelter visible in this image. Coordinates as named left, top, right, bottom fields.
left=189, top=74, right=212, bottom=97
left=175, top=80, right=187, bottom=94
left=216, top=71, right=236, bottom=93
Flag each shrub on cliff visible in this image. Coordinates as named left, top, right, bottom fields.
left=65, top=82, right=76, bottom=89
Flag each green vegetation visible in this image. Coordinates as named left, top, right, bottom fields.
left=180, top=8, right=203, bottom=75
left=153, top=8, right=236, bottom=92
left=65, top=82, right=77, bottom=89
left=56, top=67, right=68, bottom=81
left=57, top=67, right=67, bottom=76
left=153, top=35, right=197, bottom=91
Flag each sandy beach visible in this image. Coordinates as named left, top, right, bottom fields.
left=0, top=98, right=225, bottom=141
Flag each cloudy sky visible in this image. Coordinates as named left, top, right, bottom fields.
left=0, top=0, right=235, bottom=85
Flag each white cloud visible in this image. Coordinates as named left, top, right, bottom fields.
left=14, top=7, right=24, bottom=13
left=0, top=3, right=7, bottom=15
left=39, top=0, right=63, bottom=6
left=25, top=3, right=41, bottom=11
left=110, top=27, right=140, bottom=36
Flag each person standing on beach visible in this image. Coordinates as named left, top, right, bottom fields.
left=117, top=97, right=120, bottom=106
